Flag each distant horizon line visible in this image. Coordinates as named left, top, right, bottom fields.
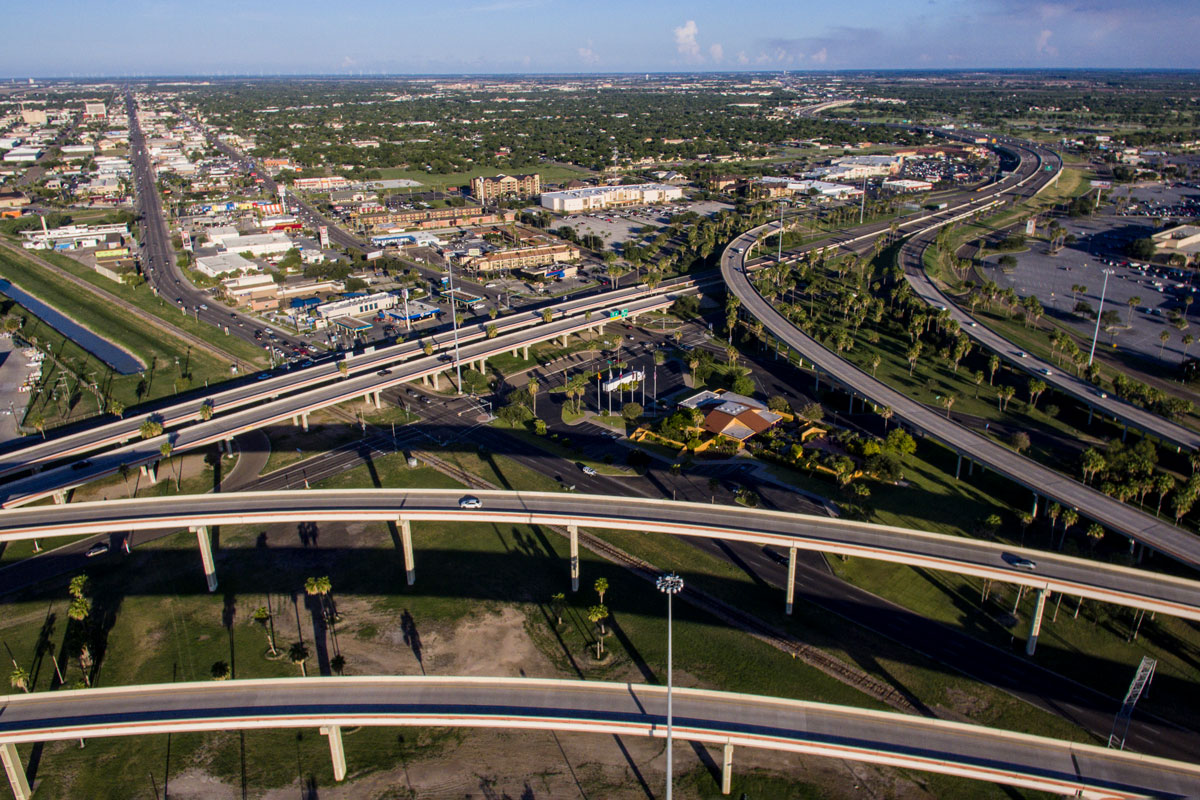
left=3, top=66, right=1200, bottom=82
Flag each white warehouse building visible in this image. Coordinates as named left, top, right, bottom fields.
left=196, top=252, right=258, bottom=277
left=541, top=183, right=683, bottom=213
left=218, top=232, right=294, bottom=257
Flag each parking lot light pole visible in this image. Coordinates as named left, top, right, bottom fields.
left=1088, top=268, right=1114, bottom=366
left=656, top=573, right=684, bottom=800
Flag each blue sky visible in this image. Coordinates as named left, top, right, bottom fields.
left=4, top=0, right=1198, bottom=76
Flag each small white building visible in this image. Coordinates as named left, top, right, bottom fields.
left=3, top=148, right=41, bottom=163
left=196, top=252, right=258, bottom=277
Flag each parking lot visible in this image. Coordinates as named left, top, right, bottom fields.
left=980, top=212, right=1196, bottom=365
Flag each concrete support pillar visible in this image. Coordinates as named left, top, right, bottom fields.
left=522, top=346, right=529, bottom=360
left=511, top=348, right=519, bottom=358
left=814, top=370, right=820, bottom=392
left=421, top=374, right=430, bottom=387
left=400, top=519, right=415, bottom=586
left=569, top=523, right=579, bottom=592
left=559, top=334, right=568, bottom=347
left=0, top=742, right=31, bottom=800
left=968, top=459, right=974, bottom=476
left=1087, top=406, right=1094, bottom=425
left=320, top=725, right=347, bottom=782
left=217, top=439, right=227, bottom=454
left=1026, top=588, right=1048, bottom=656
left=191, top=525, right=218, bottom=593
left=432, top=372, right=441, bottom=391
left=292, top=414, right=301, bottom=427
left=721, top=742, right=734, bottom=795
left=1031, top=493, right=1039, bottom=519
left=478, top=356, right=486, bottom=372
left=373, top=391, right=382, bottom=409
left=848, top=393, right=854, bottom=414
left=955, top=453, right=962, bottom=481
left=52, top=490, right=67, bottom=505
left=785, top=546, right=797, bottom=615
left=301, top=413, right=309, bottom=432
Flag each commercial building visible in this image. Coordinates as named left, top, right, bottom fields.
left=293, top=176, right=351, bottom=191
left=462, top=242, right=581, bottom=273
left=351, top=206, right=512, bottom=232
left=517, top=263, right=579, bottom=281
left=19, top=223, right=129, bottom=250
left=1152, top=225, right=1200, bottom=256
left=317, top=291, right=398, bottom=320
left=83, top=102, right=107, bottom=121
left=679, top=390, right=782, bottom=443
left=0, top=192, right=29, bottom=209
left=218, top=232, right=294, bottom=258
left=222, top=273, right=279, bottom=311
left=196, top=253, right=258, bottom=278
left=0, top=138, right=21, bottom=151
left=540, top=183, right=684, bottom=213
left=20, top=109, right=47, bottom=126
left=3, top=148, right=41, bottom=163
left=59, top=145, right=95, bottom=160
left=370, top=232, right=443, bottom=248
left=882, top=178, right=934, bottom=193
left=470, top=173, right=541, bottom=202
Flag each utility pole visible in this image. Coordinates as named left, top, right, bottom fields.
left=447, top=260, right=463, bottom=394
left=777, top=198, right=785, bottom=262
left=656, top=573, right=685, bottom=800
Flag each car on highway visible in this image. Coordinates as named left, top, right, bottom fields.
left=1002, top=553, right=1037, bottom=570
left=1040, top=368, right=1052, bottom=376
left=85, top=542, right=109, bottom=558
left=761, top=545, right=789, bottom=566
left=1015, top=351, right=1028, bottom=358
left=458, top=495, right=482, bottom=509
left=377, top=369, right=392, bottom=376
left=580, top=465, right=597, bottom=476
left=437, top=354, right=452, bottom=362
left=256, top=373, right=273, bottom=381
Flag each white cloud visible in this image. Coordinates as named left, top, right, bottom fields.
left=737, top=51, right=749, bottom=65
left=578, top=42, right=599, bottom=65
left=674, top=20, right=701, bottom=59
left=810, top=47, right=828, bottom=64
left=709, top=43, right=724, bottom=62
left=1035, top=28, right=1058, bottom=55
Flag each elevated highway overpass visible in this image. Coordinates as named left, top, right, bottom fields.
left=4, top=490, right=1200, bottom=656
left=2, top=676, right=1198, bottom=799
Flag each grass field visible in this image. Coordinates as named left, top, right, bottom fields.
left=375, top=163, right=590, bottom=189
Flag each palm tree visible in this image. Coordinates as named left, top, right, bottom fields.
left=998, top=385, right=1016, bottom=411
left=526, top=376, right=539, bottom=416
left=1085, top=523, right=1105, bottom=547
left=869, top=354, right=881, bottom=377
left=725, top=343, right=739, bottom=367
left=1183, top=334, right=1195, bottom=358
left=550, top=592, right=566, bottom=626
left=905, top=342, right=922, bottom=376
left=1154, top=473, right=1177, bottom=516
left=159, top=441, right=177, bottom=489
left=9, top=666, right=30, bottom=693
left=28, top=412, right=46, bottom=439
left=198, top=401, right=214, bottom=421
left=337, top=361, right=349, bottom=379
left=1059, top=509, right=1079, bottom=549
left=594, top=577, right=608, bottom=604
left=253, top=605, right=278, bottom=656
left=878, top=406, right=894, bottom=431
left=67, top=596, right=91, bottom=624
left=139, top=419, right=163, bottom=439
left=108, top=400, right=124, bottom=418
left=69, top=575, right=89, bottom=600
left=1127, top=296, right=1141, bottom=326
left=1159, top=329, right=1171, bottom=358
left=587, top=605, right=609, bottom=658
left=289, top=641, right=309, bottom=676
left=423, top=341, right=434, bottom=356
left=941, top=393, right=956, bottom=418
left=987, top=355, right=1000, bottom=385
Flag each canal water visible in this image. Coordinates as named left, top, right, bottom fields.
left=0, top=279, right=143, bottom=374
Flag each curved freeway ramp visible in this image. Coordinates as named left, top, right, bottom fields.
left=901, top=226, right=1200, bottom=453
left=723, top=214, right=1200, bottom=572
left=2, top=490, right=1200, bottom=622
left=1, top=677, right=1197, bottom=799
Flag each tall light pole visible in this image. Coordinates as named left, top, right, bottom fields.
left=656, top=572, right=684, bottom=800
left=1088, top=268, right=1114, bottom=366
left=776, top=198, right=785, bottom=263
left=446, top=260, right=463, bottom=394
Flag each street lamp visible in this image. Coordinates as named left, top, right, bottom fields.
left=1088, top=268, right=1114, bottom=366
left=656, top=572, right=685, bottom=800
left=446, top=260, right=463, bottom=394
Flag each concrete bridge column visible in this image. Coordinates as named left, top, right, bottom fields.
left=813, top=369, right=820, bottom=392
left=301, top=413, right=309, bottom=432
left=320, top=725, right=347, bottom=782
left=721, top=741, right=734, bottom=795
left=785, top=547, right=798, bottom=615
left=569, top=524, right=579, bottom=592
left=421, top=374, right=430, bottom=387
left=955, top=453, right=962, bottom=481
left=1087, top=406, right=1094, bottom=425
left=139, top=462, right=158, bottom=485
left=0, top=742, right=31, bottom=800
left=432, top=372, right=441, bottom=391
left=477, top=356, right=486, bottom=372
left=373, top=391, right=382, bottom=409
left=522, top=346, right=529, bottom=361
left=968, top=459, right=974, bottom=477
left=52, top=490, right=67, bottom=505
left=400, top=519, right=415, bottom=586
left=1026, top=588, right=1049, bottom=656
left=191, top=525, right=218, bottom=593
left=1122, top=425, right=1128, bottom=442
left=559, top=334, right=568, bottom=347
left=1031, top=493, right=1039, bottom=519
